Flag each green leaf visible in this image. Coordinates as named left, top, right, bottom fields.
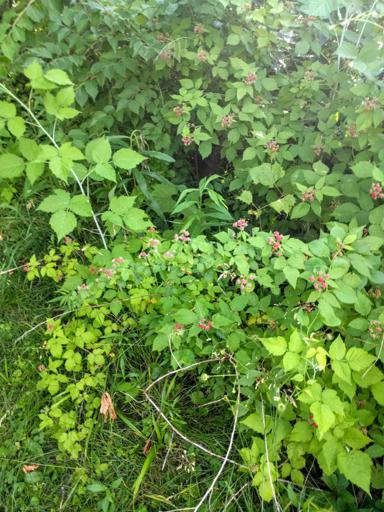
left=242, top=412, right=272, bottom=434
left=94, top=163, right=116, bottom=182
left=250, top=163, right=284, bottom=188
left=113, top=148, right=147, bottom=170
left=344, top=428, right=372, bottom=450
left=260, top=336, right=287, bottom=356
left=371, top=382, right=384, bottom=405
left=38, top=190, right=71, bottom=212
left=0, top=153, right=24, bottom=179
left=346, top=348, right=375, bottom=372
left=270, top=195, right=295, bottom=215
left=173, top=309, right=197, bottom=325
left=310, top=401, right=335, bottom=438
left=332, top=360, right=351, bottom=384
left=355, top=292, right=372, bottom=316
left=123, top=208, right=152, bottom=232
left=262, top=77, right=278, bottom=91
left=56, top=86, right=75, bottom=107
left=283, top=267, right=300, bottom=288
left=291, top=202, right=310, bottom=219
left=238, top=190, right=252, bottom=204
left=243, top=147, right=257, bottom=161
left=90, top=138, right=112, bottom=164
left=26, top=162, right=44, bottom=184
left=109, top=196, right=136, bottom=214
left=349, top=253, right=371, bottom=277
left=45, top=69, right=73, bottom=85
left=18, top=138, right=40, bottom=161
left=337, top=450, right=372, bottom=494
left=282, top=351, right=301, bottom=371
left=351, top=161, right=372, bottom=179
left=0, top=100, right=16, bottom=119
left=24, top=61, right=43, bottom=80
left=329, top=336, right=346, bottom=360
left=7, top=117, right=25, bottom=138
left=318, top=299, right=340, bottom=326
left=49, top=210, right=77, bottom=240
left=69, top=195, right=93, bottom=217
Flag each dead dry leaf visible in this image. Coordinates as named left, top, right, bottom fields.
left=22, top=464, right=39, bottom=474
left=99, top=392, right=117, bottom=421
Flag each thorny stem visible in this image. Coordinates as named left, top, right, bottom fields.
left=0, top=83, right=108, bottom=250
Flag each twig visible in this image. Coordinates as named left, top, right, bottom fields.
left=192, top=357, right=241, bottom=511
left=143, top=357, right=245, bottom=468
left=0, top=83, right=108, bottom=250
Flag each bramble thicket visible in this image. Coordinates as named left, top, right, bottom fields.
left=1, top=0, right=384, bottom=511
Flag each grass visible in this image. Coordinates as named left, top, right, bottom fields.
left=0, top=206, right=340, bottom=512
left=0, top=207, right=260, bottom=511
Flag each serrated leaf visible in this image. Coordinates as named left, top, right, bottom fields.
left=7, top=117, right=25, bottom=138
left=45, top=69, right=73, bottom=85
left=109, top=196, right=136, bottom=214
left=346, top=348, right=375, bottom=372
left=0, top=100, right=16, bottom=119
left=26, top=162, right=44, bottom=184
left=337, top=450, right=372, bottom=494
left=0, top=153, right=25, bottom=179
left=310, top=401, right=335, bottom=438
left=261, top=336, right=287, bottom=356
left=291, top=202, right=310, bottom=219
left=329, top=336, right=346, bottom=360
left=49, top=210, right=77, bottom=240
left=283, top=267, right=299, bottom=288
left=90, top=138, right=112, bottom=164
left=69, top=195, right=93, bottom=217
left=94, top=163, right=116, bottom=182
left=113, top=148, right=147, bottom=170
left=38, top=190, right=71, bottom=212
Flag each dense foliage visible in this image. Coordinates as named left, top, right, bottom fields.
left=1, top=0, right=384, bottom=510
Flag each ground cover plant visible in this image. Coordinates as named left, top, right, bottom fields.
left=1, top=0, right=384, bottom=510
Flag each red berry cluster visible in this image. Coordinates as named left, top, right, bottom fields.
left=308, top=415, right=318, bottom=428
left=221, top=113, right=236, bottom=128
left=244, top=72, right=257, bottom=85
left=174, top=230, right=191, bottom=242
left=182, top=135, right=193, bottom=146
left=308, top=271, right=329, bottom=291
left=197, top=50, right=208, bottom=61
left=232, top=218, right=248, bottom=231
left=156, top=32, right=168, bottom=43
left=174, top=323, right=184, bottom=331
left=236, top=273, right=256, bottom=291
left=268, top=231, right=283, bottom=256
left=159, top=49, right=172, bottom=60
left=265, top=139, right=279, bottom=152
left=302, top=189, right=315, bottom=202
left=198, top=319, right=212, bottom=331
left=363, top=97, right=378, bottom=111
left=346, top=125, right=359, bottom=138
left=173, top=105, right=184, bottom=117
left=304, top=70, right=315, bottom=81
left=194, top=24, right=204, bottom=34
left=369, top=320, right=383, bottom=339
left=369, top=183, right=384, bottom=200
